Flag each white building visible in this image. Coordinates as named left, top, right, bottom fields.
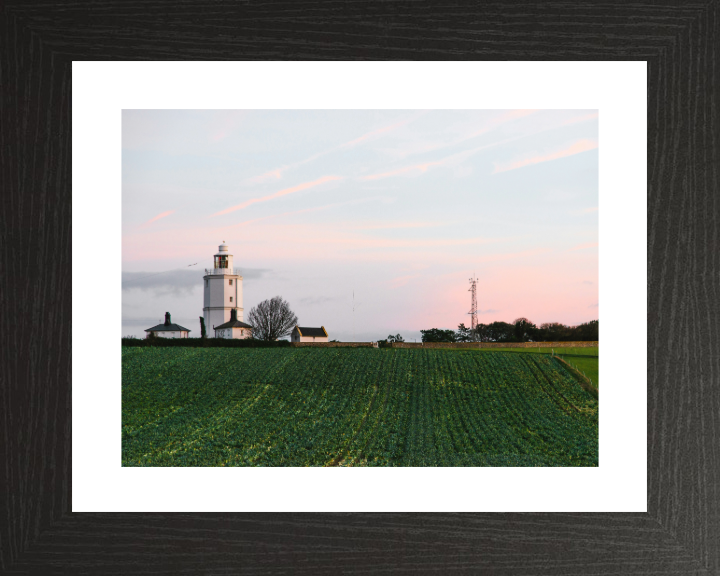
left=291, top=326, right=329, bottom=343
left=145, top=312, right=191, bottom=338
left=214, top=308, right=253, bottom=339
left=203, top=241, right=244, bottom=337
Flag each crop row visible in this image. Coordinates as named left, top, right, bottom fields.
left=122, top=348, right=598, bottom=467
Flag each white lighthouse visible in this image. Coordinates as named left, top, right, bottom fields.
left=203, top=241, right=243, bottom=336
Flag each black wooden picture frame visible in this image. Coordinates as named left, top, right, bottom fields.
left=2, top=3, right=718, bottom=574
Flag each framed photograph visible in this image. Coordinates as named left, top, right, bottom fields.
left=4, top=4, right=717, bottom=574
left=119, top=107, right=601, bottom=472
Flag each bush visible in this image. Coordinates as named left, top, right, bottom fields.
left=122, top=337, right=291, bottom=348
left=420, top=328, right=456, bottom=343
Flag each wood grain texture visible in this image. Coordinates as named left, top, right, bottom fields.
left=1, top=1, right=718, bottom=574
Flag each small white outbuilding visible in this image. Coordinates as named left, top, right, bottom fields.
left=213, top=308, right=253, bottom=339
left=145, top=312, right=191, bottom=339
left=291, top=326, right=329, bottom=343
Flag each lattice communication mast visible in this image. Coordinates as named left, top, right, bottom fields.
left=468, top=275, right=478, bottom=341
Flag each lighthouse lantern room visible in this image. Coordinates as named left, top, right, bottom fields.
left=203, top=241, right=243, bottom=335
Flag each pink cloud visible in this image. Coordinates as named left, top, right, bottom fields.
left=493, top=138, right=598, bottom=174
left=362, top=160, right=443, bottom=181
left=246, top=169, right=283, bottom=185
left=241, top=113, right=428, bottom=185
left=219, top=197, right=379, bottom=230
left=244, top=151, right=328, bottom=185
left=212, top=175, right=342, bottom=217
left=140, top=210, right=175, bottom=228
left=363, top=135, right=523, bottom=181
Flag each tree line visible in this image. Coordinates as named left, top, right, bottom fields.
left=421, top=319, right=598, bottom=343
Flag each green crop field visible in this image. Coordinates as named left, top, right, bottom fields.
left=476, top=347, right=599, bottom=388
left=122, top=347, right=598, bottom=467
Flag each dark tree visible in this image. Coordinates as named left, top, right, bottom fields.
left=473, top=323, right=491, bottom=342
left=485, top=321, right=515, bottom=342
left=199, top=316, right=207, bottom=339
left=575, top=319, right=599, bottom=341
left=420, top=328, right=456, bottom=343
left=513, top=317, right=538, bottom=342
left=247, top=296, right=298, bottom=342
left=538, top=322, right=571, bottom=341
left=455, top=323, right=473, bottom=342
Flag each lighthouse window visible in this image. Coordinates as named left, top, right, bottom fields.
left=229, top=297, right=233, bottom=302
left=229, top=279, right=232, bottom=286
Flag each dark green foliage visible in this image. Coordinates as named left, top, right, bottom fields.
left=484, top=321, right=515, bottom=342
left=573, top=319, right=599, bottom=341
left=513, top=318, right=537, bottom=342
left=455, top=323, right=473, bottom=342
left=122, top=348, right=598, bottom=467
left=470, top=319, right=599, bottom=342
left=122, top=337, right=291, bottom=348
left=420, top=328, right=456, bottom=343
left=199, top=317, right=207, bottom=339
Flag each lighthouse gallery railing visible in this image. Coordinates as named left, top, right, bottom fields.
left=204, top=267, right=242, bottom=276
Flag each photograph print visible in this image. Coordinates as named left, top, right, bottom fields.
left=122, top=109, right=599, bottom=467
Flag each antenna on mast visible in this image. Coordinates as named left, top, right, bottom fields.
left=468, top=274, right=478, bottom=342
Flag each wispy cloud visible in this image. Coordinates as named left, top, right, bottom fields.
left=363, top=136, right=521, bottom=181
left=243, top=113, right=427, bottom=185
left=472, top=248, right=549, bottom=264
left=362, top=160, right=443, bottom=181
left=140, top=210, right=175, bottom=228
left=213, top=175, right=342, bottom=217
left=379, top=109, right=539, bottom=161
left=583, top=207, right=599, bottom=214
left=461, top=109, right=538, bottom=142
left=220, top=197, right=381, bottom=230
left=569, top=242, right=599, bottom=251
left=588, top=303, right=599, bottom=308
left=122, top=269, right=200, bottom=296
left=246, top=169, right=284, bottom=185
left=340, top=112, right=427, bottom=149
left=353, top=221, right=447, bottom=231
left=493, top=139, right=598, bottom=174
left=245, top=150, right=331, bottom=185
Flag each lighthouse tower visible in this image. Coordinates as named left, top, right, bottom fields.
left=203, top=241, right=243, bottom=335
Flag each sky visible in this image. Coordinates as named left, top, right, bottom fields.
left=122, top=109, right=598, bottom=341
